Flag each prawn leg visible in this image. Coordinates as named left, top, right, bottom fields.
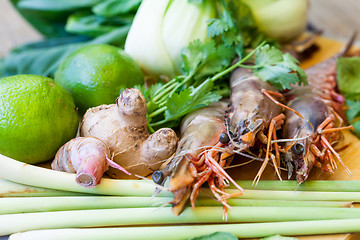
left=253, top=113, right=285, bottom=185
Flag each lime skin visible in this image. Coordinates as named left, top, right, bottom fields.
left=0, top=74, right=79, bottom=164
left=54, top=44, right=144, bottom=113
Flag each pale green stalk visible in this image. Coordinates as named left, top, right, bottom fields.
left=0, top=154, right=166, bottom=196
left=221, top=189, right=360, bottom=201
left=0, top=179, right=86, bottom=197
left=2, top=207, right=360, bottom=236
left=9, top=219, right=360, bottom=240
left=3, top=155, right=360, bottom=202
left=0, top=197, right=350, bottom=215
left=235, top=180, right=360, bottom=192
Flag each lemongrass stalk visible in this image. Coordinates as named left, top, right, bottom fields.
left=0, top=196, right=172, bottom=214
left=235, top=180, right=360, bottom=192
left=9, top=219, right=360, bottom=240
left=203, top=199, right=352, bottom=208
left=0, top=179, right=86, bottom=197
left=0, top=197, right=351, bottom=215
left=221, top=189, right=360, bottom=201
left=3, top=154, right=360, bottom=201
left=2, top=207, right=360, bottom=236
left=0, top=154, right=167, bottom=196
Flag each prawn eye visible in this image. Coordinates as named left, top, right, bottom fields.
left=292, top=143, right=304, bottom=155
left=152, top=170, right=164, bottom=184
left=219, top=132, right=230, bottom=143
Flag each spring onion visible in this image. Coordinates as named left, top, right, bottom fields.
left=124, top=0, right=216, bottom=77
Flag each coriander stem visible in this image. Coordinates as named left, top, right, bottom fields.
left=209, top=41, right=266, bottom=82
left=151, top=78, right=177, bottom=103
left=148, top=106, right=167, bottom=118
left=238, top=64, right=264, bottom=69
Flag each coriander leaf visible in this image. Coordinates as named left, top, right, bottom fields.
left=194, top=44, right=234, bottom=81
left=254, top=65, right=300, bottom=90
left=181, top=40, right=216, bottom=74
left=164, top=87, right=221, bottom=123
left=188, top=0, right=205, bottom=5
left=280, top=53, right=307, bottom=85
left=181, top=39, right=234, bottom=81
left=254, top=44, right=307, bottom=90
left=153, top=79, right=221, bottom=127
left=189, top=232, right=237, bottom=240
left=255, top=45, right=283, bottom=66
left=207, top=18, right=229, bottom=38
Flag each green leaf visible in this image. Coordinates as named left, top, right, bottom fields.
left=92, top=0, right=141, bottom=17
left=154, top=80, right=221, bottom=127
left=255, top=45, right=283, bottom=66
left=188, top=0, right=205, bottom=5
left=207, top=18, right=229, bottom=38
left=181, top=39, right=234, bottom=81
left=189, top=232, right=237, bottom=240
left=254, top=65, right=300, bottom=90
left=65, top=11, right=131, bottom=37
left=17, top=0, right=101, bottom=11
left=337, top=57, right=360, bottom=101
left=1, top=28, right=129, bottom=78
left=181, top=40, right=216, bottom=74
left=346, top=100, right=360, bottom=122
left=253, top=45, right=307, bottom=90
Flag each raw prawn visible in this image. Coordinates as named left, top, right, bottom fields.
left=153, top=102, right=243, bottom=216
left=282, top=36, right=356, bottom=182
left=52, top=136, right=130, bottom=188
left=226, top=67, right=296, bottom=184
left=282, top=87, right=353, bottom=183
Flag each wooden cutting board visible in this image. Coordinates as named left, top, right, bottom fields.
left=229, top=37, right=360, bottom=240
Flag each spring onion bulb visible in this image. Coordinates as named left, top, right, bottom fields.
left=241, top=0, right=309, bottom=42
left=9, top=219, right=360, bottom=240
left=3, top=207, right=360, bottom=236
left=124, top=0, right=216, bottom=78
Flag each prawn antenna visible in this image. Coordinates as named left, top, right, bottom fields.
left=271, top=134, right=311, bottom=144
left=134, top=174, right=171, bottom=193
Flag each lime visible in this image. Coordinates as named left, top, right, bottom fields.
left=54, top=44, right=144, bottom=113
left=0, top=74, right=79, bottom=164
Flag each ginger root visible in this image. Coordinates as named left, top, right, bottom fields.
left=80, top=88, right=178, bottom=178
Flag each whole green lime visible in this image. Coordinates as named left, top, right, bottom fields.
left=54, top=44, right=144, bottom=113
left=0, top=74, right=79, bottom=164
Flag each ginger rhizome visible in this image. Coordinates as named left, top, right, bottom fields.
left=80, top=88, right=178, bottom=178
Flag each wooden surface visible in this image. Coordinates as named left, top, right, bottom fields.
left=1, top=1, right=360, bottom=240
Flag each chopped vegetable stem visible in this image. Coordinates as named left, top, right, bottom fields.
left=0, top=197, right=350, bottom=215
left=3, top=206, right=360, bottom=236
left=234, top=180, right=360, bottom=192
left=10, top=219, right=360, bottom=240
